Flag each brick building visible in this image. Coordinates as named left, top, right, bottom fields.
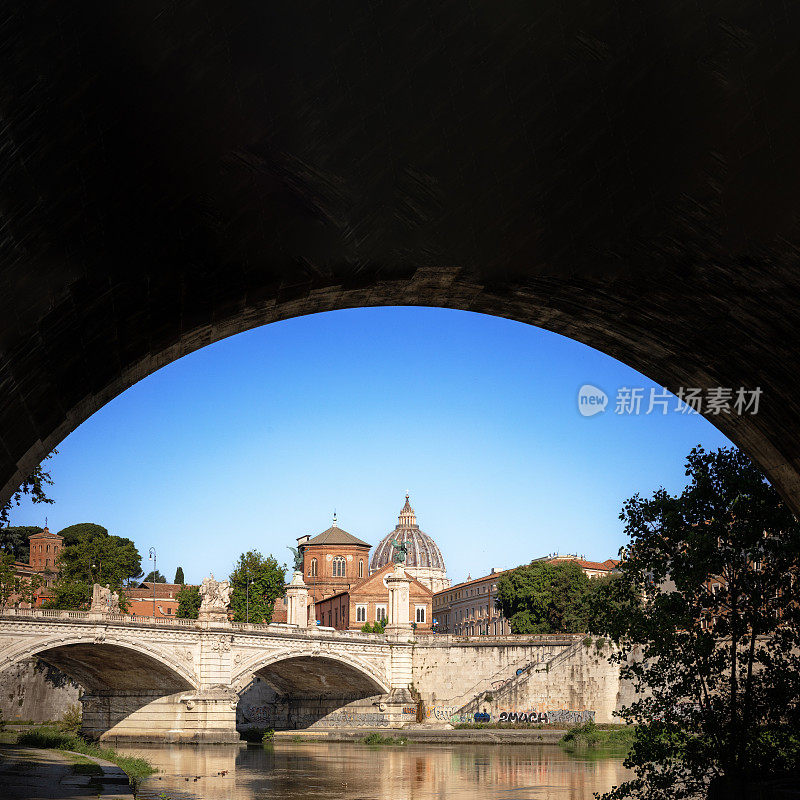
left=126, top=582, right=187, bottom=618
left=314, top=562, right=433, bottom=632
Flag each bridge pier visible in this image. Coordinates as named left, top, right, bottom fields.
left=82, top=688, right=239, bottom=744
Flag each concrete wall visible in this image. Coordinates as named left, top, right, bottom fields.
left=458, top=638, right=639, bottom=725
left=0, top=658, right=81, bottom=723
left=411, top=637, right=577, bottom=711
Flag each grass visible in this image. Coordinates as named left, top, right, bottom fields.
left=16, top=727, right=156, bottom=788
left=362, top=732, right=407, bottom=746
left=559, top=721, right=636, bottom=754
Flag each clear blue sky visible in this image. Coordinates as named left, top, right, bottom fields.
left=10, top=307, right=733, bottom=585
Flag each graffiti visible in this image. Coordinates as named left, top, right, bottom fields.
left=312, top=711, right=390, bottom=728
left=401, top=707, right=416, bottom=715
left=473, top=712, right=491, bottom=723
left=496, top=708, right=595, bottom=725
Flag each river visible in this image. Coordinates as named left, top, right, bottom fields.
left=121, top=741, right=631, bottom=800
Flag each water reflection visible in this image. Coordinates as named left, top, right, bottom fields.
left=123, top=741, right=630, bottom=800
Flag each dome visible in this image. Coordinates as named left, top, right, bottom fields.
left=370, top=495, right=447, bottom=574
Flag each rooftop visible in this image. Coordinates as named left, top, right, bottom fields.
left=302, top=519, right=370, bottom=549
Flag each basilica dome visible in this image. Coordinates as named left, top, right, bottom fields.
left=370, top=495, right=450, bottom=593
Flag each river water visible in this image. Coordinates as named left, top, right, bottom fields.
left=122, top=741, right=631, bottom=800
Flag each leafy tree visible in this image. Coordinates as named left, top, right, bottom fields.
left=176, top=584, right=201, bottom=619
left=0, top=526, right=42, bottom=562
left=497, top=560, right=592, bottom=633
left=229, top=550, right=286, bottom=624
left=57, top=523, right=108, bottom=548
left=584, top=572, right=639, bottom=636
left=360, top=618, right=387, bottom=633
left=174, top=566, right=185, bottom=584
left=0, top=554, right=43, bottom=611
left=0, top=451, right=56, bottom=527
left=142, top=570, right=166, bottom=584
left=49, top=526, right=142, bottom=609
left=599, top=446, right=800, bottom=800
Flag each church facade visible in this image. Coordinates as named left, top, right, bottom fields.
left=274, top=495, right=447, bottom=631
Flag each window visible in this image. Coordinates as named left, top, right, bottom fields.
left=356, top=604, right=367, bottom=622
left=415, top=605, right=426, bottom=623
left=335, top=608, right=338, bottom=626
left=332, top=556, right=346, bottom=577
left=358, top=559, right=364, bottom=578
left=309, top=558, right=318, bottom=577
left=327, top=611, right=332, bottom=626
left=375, top=604, right=387, bottom=622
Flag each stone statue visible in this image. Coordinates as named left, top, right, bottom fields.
left=199, top=573, right=232, bottom=612
left=90, top=583, right=120, bottom=614
left=288, top=546, right=303, bottom=573
left=391, top=538, right=407, bottom=564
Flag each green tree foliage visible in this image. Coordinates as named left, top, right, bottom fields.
left=176, top=584, right=201, bottom=619
left=229, top=551, right=286, bottom=624
left=49, top=525, right=142, bottom=609
left=0, top=526, right=42, bottom=562
left=0, top=554, right=43, bottom=611
left=497, top=560, right=594, bottom=633
left=174, top=566, right=185, bottom=584
left=360, top=618, right=387, bottom=633
left=0, top=452, right=56, bottom=527
left=56, top=523, right=108, bottom=548
left=599, top=446, right=800, bottom=800
left=142, top=570, right=166, bottom=584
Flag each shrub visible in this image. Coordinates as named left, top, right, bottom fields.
left=58, top=704, right=82, bottom=734
left=560, top=720, right=601, bottom=748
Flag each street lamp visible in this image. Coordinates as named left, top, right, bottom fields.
left=148, top=548, right=156, bottom=617
left=246, top=566, right=251, bottom=624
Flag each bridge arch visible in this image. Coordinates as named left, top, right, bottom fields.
left=3, top=634, right=197, bottom=694
left=232, top=646, right=390, bottom=696
left=3, top=5, right=800, bottom=515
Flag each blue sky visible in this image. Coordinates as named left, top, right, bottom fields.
left=10, top=307, right=733, bottom=585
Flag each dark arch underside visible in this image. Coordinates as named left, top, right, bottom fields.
left=3, top=3, right=800, bottom=513
left=253, top=656, right=385, bottom=698
left=34, top=644, right=193, bottom=694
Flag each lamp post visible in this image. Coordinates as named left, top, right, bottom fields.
left=246, top=567, right=251, bottom=624
left=148, top=547, right=156, bottom=617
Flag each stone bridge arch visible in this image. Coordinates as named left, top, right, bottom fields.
left=3, top=4, right=800, bottom=515
left=232, top=645, right=393, bottom=731
left=3, top=633, right=198, bottom=694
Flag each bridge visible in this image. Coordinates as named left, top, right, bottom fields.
left=0, top=610, right=607, bottom=742
left=0, top=610, right=412, bottom=742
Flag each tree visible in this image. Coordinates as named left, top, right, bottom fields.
left=174, top=566, right=185, bottom=584
left=0, top=526, right=42, bottom=562
left=599, top=446, right=800, bottom=800
left=0, top=451, right=56, bottom=527
left=497, top=560, right=592, bottom=634
left=0, top=554, right=43, bottom=611
left=57, top=523, right=108, bottom=548
left=229, top=551, right=286, bottom=624
left=142, top=570, right=166, bottom=584
left=176, top=584, right=201, bottom=619
left=49, top=525, right=142, bottom=609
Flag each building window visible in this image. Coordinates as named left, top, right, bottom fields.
left=415, top=605, right=426, bottom=623
left=356, top=604, right=367, bottom=622
left=327, top=611, right=332, bottom=626
left=358, top=559, right=364, bottom=578
left=332, top=556, right=346, bottom=577
left=309, top=558, right=317, bottom=577
left=375, top=604, right=387, bottom=622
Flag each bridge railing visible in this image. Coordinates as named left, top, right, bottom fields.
left=0, top=608, right=388, bottom=640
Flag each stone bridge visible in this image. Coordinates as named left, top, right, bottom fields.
left=0, top=610, right=413, bottom=743
left=0, top=611, right=615, bottom=741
